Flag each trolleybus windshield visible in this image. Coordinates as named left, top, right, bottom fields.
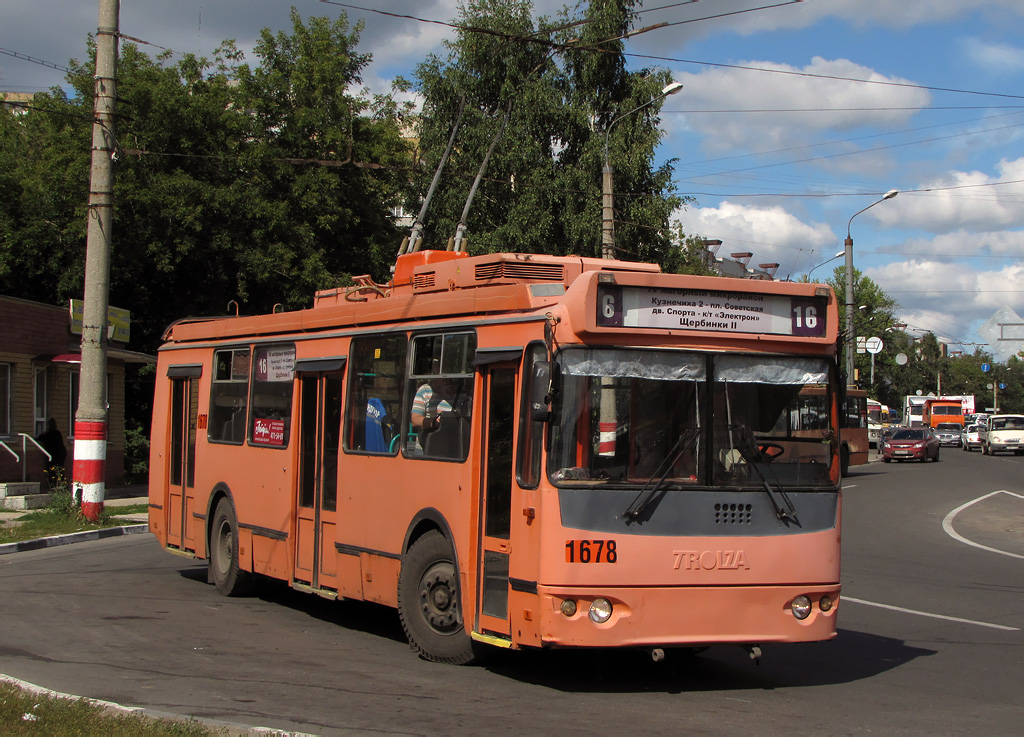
left=548, top=348, right=835, bottom=490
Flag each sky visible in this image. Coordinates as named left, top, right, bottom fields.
left=3, top=0, right=1024, bottom=360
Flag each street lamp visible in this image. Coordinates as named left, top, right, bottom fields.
left=602, top=81, right=683, bottom=259
left=806, top=250, right=845, bottom=281
left=844, top=189, right=898, bottom=386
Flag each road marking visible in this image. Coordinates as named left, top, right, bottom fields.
left=843, top=596, right=1020, bottom=631
left=942, top=490, right=1024, bottom=561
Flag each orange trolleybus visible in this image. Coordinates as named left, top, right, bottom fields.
left=148, top=250, right=843, bottom=663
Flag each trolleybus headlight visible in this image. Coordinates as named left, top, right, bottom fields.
left=819, top=595, right=834, bottom=612
left=791, top=595, right=812, bottom=620
left=589, top=598, right=613, bottom=623
left=560, top=599, right=578, bottom=617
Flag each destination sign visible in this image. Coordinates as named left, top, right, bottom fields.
left=596, top=285, right=826, bottom=338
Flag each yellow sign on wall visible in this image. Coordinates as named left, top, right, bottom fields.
left=69, top=299, right=131, bottom=343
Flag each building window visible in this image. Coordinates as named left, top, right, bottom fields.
left=34, top=367, right=47, bottom=436
left=69, top=371, right=79, bottom=437
left=0, top=363, right=10, bottom=437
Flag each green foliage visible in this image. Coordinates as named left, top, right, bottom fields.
left=411, top=0, right=688, bottom=265
left=124, top=424, right=150, bottom=483
left=0, top=11, right=414, bottom=357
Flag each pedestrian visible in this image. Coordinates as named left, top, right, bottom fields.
left=36, top=418, right=67, bottom=489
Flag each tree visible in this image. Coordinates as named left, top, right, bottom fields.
left=410, top=0, right=686, bottom=265
left=0, top=10, right=414, bottom=354
left=0, top=11, right=415, bottom=447
left=811, top=265, right=900, bottom=393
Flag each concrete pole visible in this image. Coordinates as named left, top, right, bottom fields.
left=601, top=159, right=615, bottom=259
left=844, top=189, right=897, bottom=389
left=74, top=0, right=119, bottom=521
left=844, top=235, right=855, bottom=387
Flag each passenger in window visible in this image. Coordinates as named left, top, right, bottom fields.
left=410, top=378, right=454, bottom=454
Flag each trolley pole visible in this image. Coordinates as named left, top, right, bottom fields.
left=74, top=0, right=119, bottom=521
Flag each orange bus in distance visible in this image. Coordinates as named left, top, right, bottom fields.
left=149, top=249, right=844, bottom=664
left=841, top=388, right=870, bottom=473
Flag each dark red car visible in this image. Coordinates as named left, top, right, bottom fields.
left=881, top=427, right=940, bottom=463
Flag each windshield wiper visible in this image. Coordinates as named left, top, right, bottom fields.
left=730, top=438, right=800, bottom=525
left=622, top=428, right=700, bottom=523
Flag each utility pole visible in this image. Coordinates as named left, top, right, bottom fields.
left=74, top=0, right=119, bottom=521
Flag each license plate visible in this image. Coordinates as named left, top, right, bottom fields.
left=894, top=450, right=910, bottom=455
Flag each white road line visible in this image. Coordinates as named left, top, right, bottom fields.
left=843, top=596, right=1020, bottom=631
left=942, top=490, right=1024, bottom=561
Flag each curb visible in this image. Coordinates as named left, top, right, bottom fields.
left=0, top=523, right=150, bottom=556
left=1, top=674, right=310, bottom=736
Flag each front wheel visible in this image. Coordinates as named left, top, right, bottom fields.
left=210, top=499, right=254, bottom=596
left=398, top=530, right=479, bottom=665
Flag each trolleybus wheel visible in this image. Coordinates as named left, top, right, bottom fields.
left=398, top=530, right=478, bottom=665
left=210, top=499, right=254, bottom=597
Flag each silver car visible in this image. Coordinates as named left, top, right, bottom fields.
left=934, top=423, right=962, bottom=446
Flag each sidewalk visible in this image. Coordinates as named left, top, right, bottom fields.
left=0, top=487, right=150, bottom=555
left=0, top=487, right=149, bottom=524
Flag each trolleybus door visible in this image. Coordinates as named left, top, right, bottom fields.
left=166, top=370, right=199, bottom=552
left=476, top=366, right=516, bottom=638
left=294, top=371, right=343, bottom=591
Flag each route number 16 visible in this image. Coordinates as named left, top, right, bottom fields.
left=792, top=304, right=818, bottom=329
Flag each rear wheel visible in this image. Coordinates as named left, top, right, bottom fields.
left=398, top=530, right=479, bottom=664
left=210, top=499, right=254, bottom=596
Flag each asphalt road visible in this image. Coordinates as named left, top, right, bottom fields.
left=1, top=447, right=1021, bottom=735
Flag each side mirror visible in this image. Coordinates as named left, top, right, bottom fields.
left=529, top=361, right=552, bottom=422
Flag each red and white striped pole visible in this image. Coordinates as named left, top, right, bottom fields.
left=73, top=420, right=107, bottom=520
left=74, top=0, right=118, bottom=522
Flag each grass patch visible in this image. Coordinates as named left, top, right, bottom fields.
left=0, top=681, right=214, bottom=735
left=0, top=488, right=147, bottom=546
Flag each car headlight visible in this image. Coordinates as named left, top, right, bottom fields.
left=791, top=595, right=812, bottom=620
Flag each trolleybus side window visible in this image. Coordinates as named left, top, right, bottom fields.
left=249, top=345, right=296, bottom=448
left=517, top=343, right=547, bottom=488
left=209, top=348, right=251, bottom=444
left=407, top=331, right=476, bottom=461
left=345, top=334, right=406, bottom=455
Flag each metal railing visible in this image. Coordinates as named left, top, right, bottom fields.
left=17, top=433, right=52, bottom=483
left=0, top=441, right=18, bottom=463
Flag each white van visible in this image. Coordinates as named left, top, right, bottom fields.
left=981, top=414, right=1024, bottom=456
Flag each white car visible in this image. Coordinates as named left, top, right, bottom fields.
left=981, top=414, right=1024, bottom=456
left=961, top=423, right=982, bottom=451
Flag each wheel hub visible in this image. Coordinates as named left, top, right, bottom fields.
left=419, top=563, right=459, bottom=632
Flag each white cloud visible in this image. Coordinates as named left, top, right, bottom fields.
left=871, top=157, right=1024, bottom=232
left=668, top=57, right=932, bottom=180
left=672, top=201, right=835, bottom=265
left=867, top=258, right=1024, bottom=344
left=961, top=38, right=1024, bottom=74
left=894, top=229, right=1024, bottom=258
left=635, top=0, right=1024, bottom=45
